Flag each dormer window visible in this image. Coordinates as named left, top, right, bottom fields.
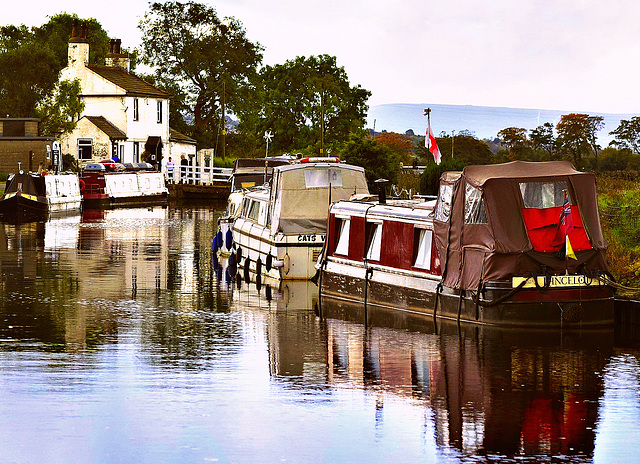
left=133, top=98, right=139, bottom=121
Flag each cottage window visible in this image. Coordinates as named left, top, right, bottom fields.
left=520, top=181, right=569, bottom=208
left=464, top=184, right=488, bottom=224
left=413, top=228, right=433, bottom=270
left=435, top=184, right=453, bottom=222
left=335, top=218, right=351, bottom=256
left=133, top=142, right=140, bottom=163
left=133, top=98, right=139, bottom=121
left=78, top=138, right=93, bottom=160
left=157, top=100, right=163, bottom=123
left=365, top=222, right=382, bottom=261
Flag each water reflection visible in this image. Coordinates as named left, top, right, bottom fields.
left=319, top=299, right=617, bottom=460
left=0, top=206, right=638, bottom=463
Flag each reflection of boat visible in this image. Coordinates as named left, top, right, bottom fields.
left=213, top=251, right=319, bottom=311
left=79, top=159, right=168, bottom=208
left=0, top=171, right=81, bottom=223
left=319, top=161, right=614, bottom=328
left=222, top=158, right=368, bottom=280
left=319, top=295, right=612, bottom=458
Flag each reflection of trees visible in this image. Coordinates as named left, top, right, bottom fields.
left=0, top=222, right=117, bottom=350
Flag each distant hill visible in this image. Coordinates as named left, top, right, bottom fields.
left=366, top=103, right=636, bottom=145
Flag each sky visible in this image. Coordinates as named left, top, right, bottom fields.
left=4, top=0, right=640, bottom=115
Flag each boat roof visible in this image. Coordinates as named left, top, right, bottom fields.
left=331, top=197, right=436, bottom=222
left=462, top=160, right=584, bottom=187
left=275, top=161, right=365, bottom=174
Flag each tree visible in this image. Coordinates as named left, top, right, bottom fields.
left=609, top=116, right=640, bottom=154
left=36, top=79, right=84, bottom=137
left=138, top=1, right=264, bottom=150
left=239, top=55, right=371, bottom=154
left=0, top=15, right=111, bottom=118
left=555, top=113, right=604, bottom=168
left=341, top=136, right=401, bottom=188
left=497, top=127, right=528, bottom=150
left=419, top=157, right=466, bottom=195
left=530, top=122, right=555, bottom=156
left=373, top=132, right=415, bottom=164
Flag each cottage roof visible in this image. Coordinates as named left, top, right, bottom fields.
left=169, top=128, right=196, bottom=144
left=84, top=116, right=127, bottom=140
left=86, top=65, right=170, bottom=99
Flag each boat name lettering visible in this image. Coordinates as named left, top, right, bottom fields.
left=512, top=274, right=601, bottom=288
left=297, top=234, right=325, bottom=242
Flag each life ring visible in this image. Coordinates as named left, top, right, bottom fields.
left=79, top=179, right=85, bottom=192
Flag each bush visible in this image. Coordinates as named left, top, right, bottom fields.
left=419, top=158, right=466, bottom=195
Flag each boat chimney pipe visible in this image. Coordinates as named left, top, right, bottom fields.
left=375, top=178, right=388, bottom=204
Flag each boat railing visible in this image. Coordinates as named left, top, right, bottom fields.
left=166, top=165, right=232, bottom=185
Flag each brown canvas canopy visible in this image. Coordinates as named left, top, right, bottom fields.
left=433, top=160, right=609, bottom=290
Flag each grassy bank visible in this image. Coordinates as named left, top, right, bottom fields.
left=597, top=172, right=640, bottom=290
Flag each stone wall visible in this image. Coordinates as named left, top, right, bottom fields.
left=0, top=139, right=55, bottom=174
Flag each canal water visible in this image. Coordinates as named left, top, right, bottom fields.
left=1, top=204, right=639, bottom=464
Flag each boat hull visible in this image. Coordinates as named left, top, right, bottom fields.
left=231, top=218, right=324, bottom=280
left=320, top=259, right=615, bottom=329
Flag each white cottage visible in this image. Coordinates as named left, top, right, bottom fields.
left=59, top=22, right=194, bottom=171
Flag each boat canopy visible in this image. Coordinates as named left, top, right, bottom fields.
left=270, top=163, right=369, bottom=234
left=5, top=173, right=45, bottom=197
left=433, top=160, right=608, bottom=290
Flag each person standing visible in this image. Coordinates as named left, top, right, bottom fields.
left=180, top=155, right=188, bottom=183
left=166, top=157, right=175, bottom=183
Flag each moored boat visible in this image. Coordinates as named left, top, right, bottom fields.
left=319, top=160, right=615, bottom=329
left=219, top=158, right=369, bottom=281
left=0, top=170, right=82, bottom=223
left=79, top=159, right=168, bottom=208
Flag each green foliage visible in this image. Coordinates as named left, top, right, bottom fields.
left=0, top=14, right=110, bottom=118
left=36, top=79, right=84, bottom=137
left=237, top=54, right=371, bottom=155
left=340, top=136, right=401, bottom=188
left=530, top=122, right=555, bottom=155
left=598, top=147, right=631, bottom=172
left=436, top=135, right=493, bottom=165
left=139, top=1, right=263, bottom=151
left=555, top=113, right=604, bottom=168
left=62, top=153, right=80, bottom=172
left=609, top=116, right=640, bottom=154
left=418, top=157, right=466, bottom=195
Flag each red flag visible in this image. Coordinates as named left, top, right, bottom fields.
left=425, top=119, right=442, bottom=165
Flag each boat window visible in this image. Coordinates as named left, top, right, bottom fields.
left=435, top=184, right=453, bottom=222
left=335, top=218, right=351, bottom=256
left=414, top=228, right=433, bottom=270
left=248, top=200, right=261, bottom=221
left=365, top=222, right=382, bottom=261
left=464, top=184, right=488, bottom=224
left=304, top=168, right=343, bottom=188
left=258, top=202, right=269, bottom=226
left=520, top=181, right=569, bottom=208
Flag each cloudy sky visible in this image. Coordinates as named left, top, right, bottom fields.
left=4, top=0, right=640, bottom=114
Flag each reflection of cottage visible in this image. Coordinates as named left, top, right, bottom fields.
left=0, top=118, right=56, bottom=173
left=60, top=21, right=172, bottom=169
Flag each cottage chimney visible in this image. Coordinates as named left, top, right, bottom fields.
left=105, top=38, right=130, bottom=72
left=68, top=20, right=89, bottom=68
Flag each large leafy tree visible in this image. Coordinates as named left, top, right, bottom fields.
left=555, top=113, right=604, bottom=168
left=530, top=122, right=555, bottom=156
left=138, top=1, right=263, bottom=150
left=0, top=14, right=110, bottom=118
left=609, top=116, right=640, bottom=154
left=36, top=79, right=84, bottom=137
left=373, top=132, right=415, bottom=164
left=341, top=136, right=401, bottom=188
left=239, top=55, right=371, bottom=154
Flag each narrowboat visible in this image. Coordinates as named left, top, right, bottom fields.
left=319, top=160, right=615, bottom=328
left=79, top=159, right=168, bottom=208
left=0, top=171, right=82, bottom=223
left=221, top=158, right=369, bottom=281
left=215, top=156, right=294, bottom=257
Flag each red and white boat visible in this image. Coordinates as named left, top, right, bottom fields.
left=319, top=161, right=615, bottom=329
left=79, top=159, right=168, bottom=208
